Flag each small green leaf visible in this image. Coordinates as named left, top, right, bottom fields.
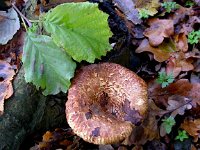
left=156, top=71, right=174, bottom=88
left=43, top=2, right=112, bottom=63
left=188, top=30, right=200, bottom=44
left=175, top=130, right=189, bottom=141
left=162, top=116, right=176, bottom=134
left=161, top=2, right=179, bottom=13
left=162, top=82, right=168, bottom=88
left=185, top=0, right=195, bottom=7
left=138, top=8, right=150, bottom=19
left=22, top=32, right=76, bottom=95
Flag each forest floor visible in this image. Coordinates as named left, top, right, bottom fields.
left=0, top=0, right=199, bottom=150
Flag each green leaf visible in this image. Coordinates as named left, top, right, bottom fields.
left=185, top=0, right=195, bottom=7
left=162, top=82, right=168, bottom=88
left=161, top=2, right=179, bottom=13
left=138, top=8, right=150, bottom=19
left=162, top=116, right=176, bottom=134
left=43, top=2, right=112, bottom=63
left=22, top=32, right=76, bottom=95
left=175, top=130, right=189, bottom=141
left=156, top=71, right=174, bottom=88
left=188, top=30, right=200, bottom=44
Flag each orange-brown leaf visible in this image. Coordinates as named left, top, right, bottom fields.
left=174, top=33, right=188, bottom=52
left=166, top=53, right=194, bottom=77
left=0, top=60, right=15, bottom=115
left=127, top=99, right=161, bottom=145
left=144, top=18, right=174, bottom=46
left=181, top=119, right=200, bottom=142
left=42, top=131, right=53, bottom=142
left=135, top=39, right=176, bottom=62
left=148, top=79, right=200, bottom=109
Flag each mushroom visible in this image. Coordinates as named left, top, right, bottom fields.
left=66, top=63, right=148, bottom=145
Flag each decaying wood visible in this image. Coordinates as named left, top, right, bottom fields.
left=0, top=68, right=67, bottom=150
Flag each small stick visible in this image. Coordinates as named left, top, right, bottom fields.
left=21, top=16, right=28, bottom=31
left=12, top=3, right=32, bottom=27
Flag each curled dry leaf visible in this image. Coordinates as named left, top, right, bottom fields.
left=128, top=115, right=159, bottom=145
left=0, top=60, right=15, bottom=115
left=182, top=16, right=200, bottom=35
left=166, top=95, right=192, bottom=117
left=35, top=0, right=87, bottom=15
left=135, top=0, right=160, bottom=16
left=166, top=47, right=200, bottom=78
left=148, top=79, right=200, bottom=109
left=0, top=8, right=20, bottom=45
left=169, top=6, right=192, bottom=25
left=188, top=83, right=200, bottom=107
left=144, top=18, right=174, bottom=46
left=135, top=38, right=176, bottom=62
left=166, top=52, right=194, bottom=78
left=127, top=99, right=161, bottom=145
left=35, top=128, right=76, bottom=149
left=113, top=0, right=141, bottom=24
left=181, top=119, right=200, bottom=142
left=174, top=33, right=188, bottom=52
left=190, top=73, right=200, bottom=84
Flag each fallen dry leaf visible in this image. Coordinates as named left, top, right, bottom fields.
left=144, top=18, right=174, bottom=46
left=113, top=0, right=141, bottom=24
left=166, top=95, right=192, bottom=117
left=0, top=29, right=25, bottom=70
left=181, top=118, right=200, bottom=142
left=0, top=8, right=20, bottom=45
left=127, top=99, right=161, bottom=145
left=182, top=16, right=200, bottom=35
left=135, top=0, right=160, bottom=16
left=38, top=128, right=75, bottom=149
left=191, top=144, right=197, bottom=150
left=0, top=60, right=15, bottom=115
left=135, top=38, right=176, bottom=62
left=169, top=6, right=192, bottom=25
left=174, top=33, right=188, bottom=52
left=166, top=47, right=200, bottom=78
left=34, top=0, right=87, bottom=16
left=190, top=73, right=200, bottom=84
left=148, top=79, right=200, bottom=109
left=193, top=59, right=200, bottom=72
left=127, top=117, right=159, bottom=145
left=189, top=83, right=200, bottom=107
left=166, top=52, right=194, bottom=78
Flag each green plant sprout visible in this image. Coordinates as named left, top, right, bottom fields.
left=162, top=116, right=176, bottom=134
left=185, top=0, right=195, bottom=7
left=161, top=2, right=179, bottom=13
left=138, top=8, right=150, bottom=19
left=175, top=130, right=189, bottom=141
left=156, top=71, right=174, bottom=88
left=188, top=30, right=200, bottom=44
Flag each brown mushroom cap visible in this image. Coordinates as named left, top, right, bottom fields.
left=66, top=63, right=148, bottom=144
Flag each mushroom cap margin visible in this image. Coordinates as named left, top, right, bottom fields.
left=66, top=63, right=148, bottom=144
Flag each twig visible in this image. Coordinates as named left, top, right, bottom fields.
left=12, top=3, right=32, bottom=27
left=29, top=20, right=40, bottom=23
left=21, top=16, right=28, bottom=31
